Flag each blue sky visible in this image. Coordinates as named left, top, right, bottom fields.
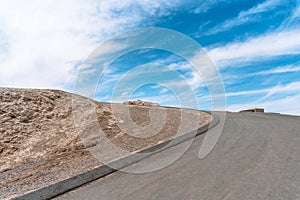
left=0, top=0, right=300, bottom=115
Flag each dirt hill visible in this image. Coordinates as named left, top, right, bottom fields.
left=0, top=88, right=212, bottom=199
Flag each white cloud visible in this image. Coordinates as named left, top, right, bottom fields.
left=159, top=87, right=169, bottom=94
left=290, top=3, right=300, bottom=19
left=0, top=0, right=184, bottom=90
left=206, top=0, right=282, bottom=35
left=226, top=81, right=300, bottom=97
left=240, top=0, right=280, bottom=15
left=192, top=0, right=234, bottom=14
left=208, top=29, right=300, bottom=67
left=258, top=81, right=300, bottom=102
left=255, top=64, right=300, bottom=75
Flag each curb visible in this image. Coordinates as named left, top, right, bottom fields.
left=12, top=112, right=219, bottom=200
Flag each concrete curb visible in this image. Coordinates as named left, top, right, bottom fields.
left=12, top=112, right=219, bottom=200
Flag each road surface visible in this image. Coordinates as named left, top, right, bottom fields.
left=56, top=112, right=300, bottom=200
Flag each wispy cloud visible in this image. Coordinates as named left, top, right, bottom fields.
left=294, top=5, right=300, bottom=18
left=226, top=81, right=300, bottom=98
left=192, top=0, right=232, bottom=14
left=288, top=2, right=300, bottom=20
left=208, top=28, right=300, bottom=67
left=206, top=0, right=282, bottom=35
left=255, top=64, right=300, bottom=75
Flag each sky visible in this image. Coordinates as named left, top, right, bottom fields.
left=0, top=0, right=300, bottom=115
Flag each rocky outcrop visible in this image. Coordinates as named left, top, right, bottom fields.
left=0, top=88, right=84, bottom=172
left=123, top=99, right=160, bottom=106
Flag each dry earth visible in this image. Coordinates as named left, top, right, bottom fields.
left=0, top=88, right=212, bottom=199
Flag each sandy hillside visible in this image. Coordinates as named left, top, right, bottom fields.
left=0, top=88, right=212, bottom=199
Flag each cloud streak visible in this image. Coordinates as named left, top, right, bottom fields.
left=208, top=28, right=300, bottom=67
left=255, top=64, right=300, bottom=75
left=206, top=0, right=282, bottom=35
left=226, top=81, right=300, bottom=99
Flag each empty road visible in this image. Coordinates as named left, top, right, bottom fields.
left=56, top=112, right=300, bottom=200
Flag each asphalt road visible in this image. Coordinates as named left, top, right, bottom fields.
left=56, top=112, right=300, bottom=200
